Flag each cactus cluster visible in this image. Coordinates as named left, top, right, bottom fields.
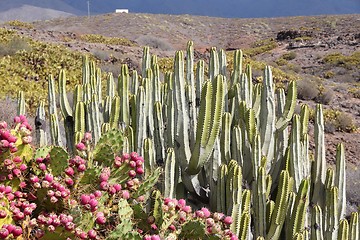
left=12, top=41, right=359, bottom=239
left=0, top=116, right=238, bottom=239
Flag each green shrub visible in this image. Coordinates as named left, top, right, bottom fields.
left=80, top=34, right=137, bottom=47
left=309, top=107, right=357, bottom=133
left=243, top=38, right=277, bottom=57
left=281, top=52, right=297, bottom=60
left=324, top=71, right=335, bottom=79
left=226, top=51, right=299, bottom=83
left=294, top=36, right=312, bottom=42
left=275, top=58, right=288, bottom=66
left=323, top=52, right=360, bottom=69
left=0, top=28, right=101, bottom=114
left=158, top=57, right=174, bottom=73
left=5, top=20, right=34, bottom=29
left=349, top=88, right=360, bottom=99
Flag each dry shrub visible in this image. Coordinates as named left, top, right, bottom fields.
left=296, top=79, right=319, bottom=100
left=92, top=50, right=113, bottom=61
left=136, top=35, right=173, bottom=51
left=336, top=112, right=357, bottom=132
left=0, top=37, right=31, bottom=57
left=346, top=167, right=360, bottom=214
left=100, top=63, right=122, bottom=77
left=323, top=109, right=357, bottom=133
left=324, top=121, right=337, bottom=134
left=333, top=85, right=348, bottom=94
left=0, top=97, right=18, bottom=123
left=0, top=97, right=38, bottom=143
left=317, top=88, right=335, bottom=105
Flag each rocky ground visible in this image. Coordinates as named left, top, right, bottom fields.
left=1, top=13, right=360, bottom=210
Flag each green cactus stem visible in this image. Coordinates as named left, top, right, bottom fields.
left=334, top=143, right=346, bottom=219
left=109, top=96, right=120, bottom=129
left=58, top=70, right=73, bottom=118
left=288, top=179, right=309, bottom=239
left=135, top=86, right=146, bottom=156
left=17, top=91, right=25, bottom=116
left=48, top=75, right=63, bottom=146
left=187, top=75, right=224, bottom=175
left=275, top=80, right=296, bottom=131
left=163, top=148, right=178, bottom=199
left=107, top=72, right=115, bottom=98
left=226, top=160, right=242, bottom=215
left=324, top=186, right=339, bottom=240
left=310, top=205, right=324, bottom=240
left=118, top=64, right=130, bottom=127
left=260, top=66, right=276, bottom=165
left=141, top=46, right=151, bottom=78
left=217, top=164, right=228, bottom=213
left=230, top=50, right=243, bottom=87
left=90, top=94, right=101, bottom=143
left=153, top=101, right=165, bottom=164
left=253, top=166, right=267, bottom=239
left=195, top=60, right=205, bottom=108
left=35, top=101, right=47, bottom=146
left=337, top=219, right=349, bottom=240
left=238, top=211, right=250, bottom=240
left=221, top=112, right=232, bottom=163
left=266, top=170, right=293, bottom=240
left=312, top=104, right=326, bottom=207
left=349, top=212, right=359, bottom=240
left=289, top=115, right=303, bottom=191
left=173, top=50, right=191, bottom=167
left=74, top=101, right=85, bottom=136
left=143, top=138, right=156, bottom=177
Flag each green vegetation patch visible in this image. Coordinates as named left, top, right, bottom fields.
left=243, top=38, right=278, bottom=57
left=0, top=31, right=31, bottom=57
left=309, top=108, right=357, bottom=133
left=226, top=50, right=299, bottom=83
left=158, top=57, right=174, bottom=73
left=275, top=52, right=297, bottom=66
left=0, top=28, right=99, bottom=114
left=79, top=34, right=137, bottom=47
left=281, top=52, right=297, bottom=61
left=5, top=20, right=34, bottom=29
left=324, top=71, right=335, bottom=79
left=294, top=36, right=312, bottom=42
left=275, top=58, right=288, bottom=66
left=322, top=52, right=360, bottom=69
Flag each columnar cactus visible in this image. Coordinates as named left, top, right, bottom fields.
left=23, top=40, right=354, bottom=240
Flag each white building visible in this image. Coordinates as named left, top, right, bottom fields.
left=115, top=9, right=129, bottom=13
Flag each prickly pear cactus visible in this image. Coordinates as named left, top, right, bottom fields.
left=106, top=199, right=141, bottom=240
left=179, top=220, right=207, bottom=239
left=93, top=129, right=123, bottom=166
left=133, top=168, right=161, bottom=198
left=48, top=146, right=69, bottom=176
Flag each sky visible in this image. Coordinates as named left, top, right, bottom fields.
left=78, top=0, right=360, bottom=18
